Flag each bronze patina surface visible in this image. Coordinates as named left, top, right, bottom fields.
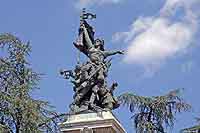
left=61, top=9, right=124, bottom=114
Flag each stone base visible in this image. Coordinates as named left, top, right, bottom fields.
left=60, top=111, right=126, bottom=133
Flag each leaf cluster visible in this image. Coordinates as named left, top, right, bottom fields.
left=118, top=89, right=191, bottom=133
left=181, top=117, right=200, bottom=132
left=0, top=33, right=65, bottom=133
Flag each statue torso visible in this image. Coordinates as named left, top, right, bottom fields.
left=88, top=47, right=105, bottom=62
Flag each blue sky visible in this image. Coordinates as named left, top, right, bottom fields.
left=0, top=0, right=200, bottom=132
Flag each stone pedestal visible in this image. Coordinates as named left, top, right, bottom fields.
left=60, top=111, right=126, bottom=133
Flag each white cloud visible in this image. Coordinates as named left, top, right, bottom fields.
left=75, top=0, right=123, bottom=9
left=124, top=17, right=194, bottom=65
left=113, top=0, right=199, bottom=68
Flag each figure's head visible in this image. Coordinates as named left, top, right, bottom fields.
left=94, top=38, right=104, bottom=50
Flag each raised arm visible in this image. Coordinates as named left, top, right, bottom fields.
left=81, top=24, right=94, bottom=49
left=104, top=50, right=124, bottom=58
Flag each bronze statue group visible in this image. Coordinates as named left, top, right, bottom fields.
left=61, top=9, right=124, bottom=114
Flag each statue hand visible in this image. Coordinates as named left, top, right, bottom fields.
left=117, top=50, right=125, bottom=55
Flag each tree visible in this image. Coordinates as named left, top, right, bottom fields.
left=0, top=33, right=65, bottom=133
left=118, top=89, right=191, bottom=133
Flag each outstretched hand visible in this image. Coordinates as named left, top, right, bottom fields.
left=117, top=50, right=125, bottom=55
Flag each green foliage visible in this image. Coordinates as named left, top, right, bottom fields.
left=118, top=89, right=191, bottom=133
left=181, top=117, right=200, bottom=132
left=0, top=33, right=65, bottom=133
left=181, top=125, right=200, bottom=132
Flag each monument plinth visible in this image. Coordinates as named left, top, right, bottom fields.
left=60, top=111, right=126, bottom=133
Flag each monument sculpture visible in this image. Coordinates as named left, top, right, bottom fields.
left=60, top=9, right=126, bottom=133
left=60, top=8, right=124, bottom=114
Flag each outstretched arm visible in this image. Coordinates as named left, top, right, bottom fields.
left=104, top=50, right=124, bottom=58
left=81, top=24, right=93, bottom=49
